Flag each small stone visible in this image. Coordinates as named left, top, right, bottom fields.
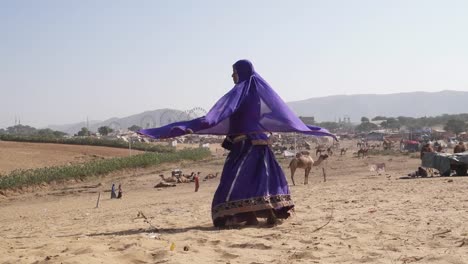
left=183, top=246, right=190, bottom=251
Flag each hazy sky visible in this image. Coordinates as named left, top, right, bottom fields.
left=1, top=0, right=468, bottom=128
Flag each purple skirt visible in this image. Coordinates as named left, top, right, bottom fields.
left=211, top=134, right=294, bottom=226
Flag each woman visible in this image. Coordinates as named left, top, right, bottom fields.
left=139, top=59, right=336, bottom=227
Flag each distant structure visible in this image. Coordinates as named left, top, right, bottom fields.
left=340, top=115, right=351, bottom=124
left=299, top=116, right=315, bottom=125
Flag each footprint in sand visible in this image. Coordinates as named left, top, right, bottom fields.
left=151, top=250, right=169, bottom=260
left=210, top=239, right=221, bottom=245
left=117, top=242, right=139, bottom=251
left=229, top=242, right=272, bottom=250
left=289, top=251, right=320, bottom=261
left=218, top=250, right=239, bottom=259
left=73, top=247, right=93, bottom=255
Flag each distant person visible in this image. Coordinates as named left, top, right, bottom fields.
left=194, top=173, right=200, bottom=192
left=111, top=183, right=117, bottom=199
left=436, top=145, right=444, bottom=153
left=454, top=141, right=466, bottom=153
left=117, top=184, right=123, bottom=199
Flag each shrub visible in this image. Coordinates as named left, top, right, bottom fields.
left=0, top=148, right=211, bottom=190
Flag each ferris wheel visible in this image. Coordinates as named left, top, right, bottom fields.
left=187, top=107, right=207, bottom=119
left=177, top=110, right=192, bottom=122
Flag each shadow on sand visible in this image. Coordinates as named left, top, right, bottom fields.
left=86, top=222, right=278, bottom=237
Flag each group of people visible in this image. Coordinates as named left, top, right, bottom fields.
left=111, top=183, right=123, bottom=199
left=138, top=59, right=335, bottom=227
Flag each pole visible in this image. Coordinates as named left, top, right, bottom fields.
left=95, top=192, right=101, bottom=208
left=129, top=138, right=132, bottom=156
left=294, top=132, right=297, bottom=154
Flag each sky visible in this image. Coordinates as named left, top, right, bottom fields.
left=1, top=0, right=468, bottom=128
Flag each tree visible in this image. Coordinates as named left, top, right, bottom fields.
left=444, top=119, right=466, bottom=136
left=53, top=131, right=68, bottom=137
left=37, top=128, right=55, bottom=136
left=77, top=127, right=90, bottom=136
left=128, top=125, right=142, bottom=132
left=355, top=122, right=378, bottom=133
left=381, top=118, right=400, bottom=131
left=98, top=126, right=114, bottom=136
left=361, top=117, right=370, bottom=123
left=372, top=116, right=387, bottom=121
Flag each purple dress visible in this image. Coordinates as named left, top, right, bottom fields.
left=211, top=133, right=293, bottom=226
left=138, top=60, right=336, bottom=226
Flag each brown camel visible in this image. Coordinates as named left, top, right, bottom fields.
left=357, top=148, right=368, bottom=158
left=288, top=151, right=328, bottom=185
left=203, top=172, right=219, bottom=181
left=315, top=145, right=326, bottom=156
left=454, top=142, right=466, bottom=153
left=158, top=174, right=177, bottom=183
left=383, top=139, right=393, bottom=150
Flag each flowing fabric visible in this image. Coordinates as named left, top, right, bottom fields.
left=138, top=60, right=336, bottom=139
left=138, top=60, right=336, bottom=226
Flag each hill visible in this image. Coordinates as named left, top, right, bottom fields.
left=48, top=90, right=468, bottom=134
left=286, top=90, right=468, bottom=123
left=48, top=109, right=182, bottom=135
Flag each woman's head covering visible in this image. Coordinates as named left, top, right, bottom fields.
left=139, top=60, right=336, bottom=140
left=233, top=60, right=254, bottom=82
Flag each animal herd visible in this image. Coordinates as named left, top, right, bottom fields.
left=156, top=140, right=387, bottom=188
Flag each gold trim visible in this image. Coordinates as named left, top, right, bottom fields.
left=212, top=194, right=294, bottom=219
left=251, top=139, right=270, bottom=145
left=233, top=135, right=247, bottom=143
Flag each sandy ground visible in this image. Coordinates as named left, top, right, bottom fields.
left=0, top=141, right=143, bottom=175
left=1, top=140, right=468, bottom=264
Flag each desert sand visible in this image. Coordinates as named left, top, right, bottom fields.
left=1, top=140, right=468, bottom=264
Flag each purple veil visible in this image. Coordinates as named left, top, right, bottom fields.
left=139, top=60, right=336, bottom=140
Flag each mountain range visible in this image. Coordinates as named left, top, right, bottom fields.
left=48, top=90, right=468, bottom=134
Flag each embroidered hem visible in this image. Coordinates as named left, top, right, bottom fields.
left=212, top=194, right=294, bottom=219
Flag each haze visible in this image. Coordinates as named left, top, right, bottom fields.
left=1, top=0, right=467, bottom=128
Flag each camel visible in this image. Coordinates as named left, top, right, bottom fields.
left=383, top=139, right=393, bottom=150
left=315, top=145, right=326, bottom=156
left=154, top=181, right=176, bottom=188
left=357, top=148, right=368, bottom=158
left=340, top=148, right=348, bottom=155
left=288, top=151, right=328, bottom=185
left=158, top=174, right=177, bottom=183
left=203, top=172, right=219, bottom=181
left=454, top=142, right=466, bottom=153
